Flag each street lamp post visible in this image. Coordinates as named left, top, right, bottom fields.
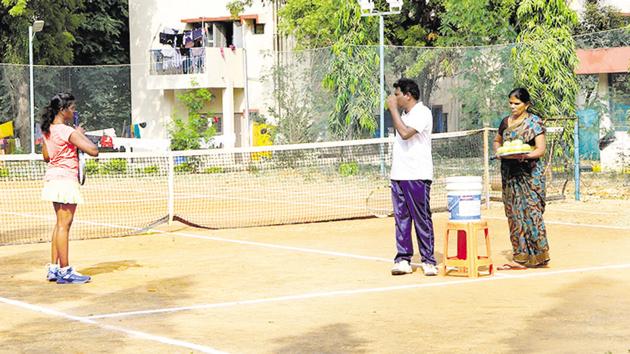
left=29, top=20, right=44, bottom=154
left=358, top=0, right=402, bottom=174
left=358, top=0, right=402, bottom=141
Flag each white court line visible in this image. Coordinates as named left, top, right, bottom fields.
left=0, top=295, right=226, bottom=353
left=483, top=216, right=630, bottom=231
left=85, top=262, right=630, bottom=320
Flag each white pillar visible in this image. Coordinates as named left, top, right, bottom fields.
left=597, top=73, right=611, bottom=138
left=222, top=82, right=236, bottom=148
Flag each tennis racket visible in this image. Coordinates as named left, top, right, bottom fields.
left=73, top=112, right=86, bottom=185
left=366, top=184, right=393, bottom=218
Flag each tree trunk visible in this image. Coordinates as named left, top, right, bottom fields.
left=7, top=67, right=31, bottom=153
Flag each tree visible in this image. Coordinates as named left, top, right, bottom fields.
left=512, top=0, right=579, bottom=120
left=436, top=0, right=519, bottom=128
left=169, top=82, right=216, bottom=151
left=0, top=0, right=82, bottom=152
left=268, top=0, right=379, bottom=139
left=264, top=59, right=319, bottom=144
left=73, top=0, right=130, bottom=65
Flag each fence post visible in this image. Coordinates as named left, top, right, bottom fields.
left=483, top=126, right=491, bottom=209
left=574, top=117, right=580, bottom=201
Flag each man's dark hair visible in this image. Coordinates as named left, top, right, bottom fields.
left=393, top=78, right=420, bottom=101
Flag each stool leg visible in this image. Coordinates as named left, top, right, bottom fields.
left=469, top=223, right=478, bottom=278
left=485, top=227, right=494, bottom=275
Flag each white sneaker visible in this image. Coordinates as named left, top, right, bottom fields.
left=421, top=262, right=438, bottom=276
left=391, top=260, right=413, bottom=275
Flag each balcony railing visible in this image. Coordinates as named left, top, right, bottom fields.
left=149, top=48, right=205, bottom=75
left=147, top=47, right=244, bottom=89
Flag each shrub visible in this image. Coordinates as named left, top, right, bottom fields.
left=339, top=162, right=359, bottom=177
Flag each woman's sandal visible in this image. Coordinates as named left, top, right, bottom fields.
left=497, top=263, right=528, bottom=270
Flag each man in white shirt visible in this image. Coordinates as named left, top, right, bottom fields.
left=386, top=78, right=438, bottom=276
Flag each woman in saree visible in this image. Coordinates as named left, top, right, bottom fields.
left=494, top=88, right=550, bottom=269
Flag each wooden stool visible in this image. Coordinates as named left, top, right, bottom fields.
left=442, top=220, right=494, bottom=278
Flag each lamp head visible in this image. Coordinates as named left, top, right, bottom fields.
left=32, top=20, right=44, bottom=32
left=358, top=0, right=375, bottom=15
left=386, top=0, right=403, bottom=13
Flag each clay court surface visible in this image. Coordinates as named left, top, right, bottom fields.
left=1, top=199, right=629, bottom=353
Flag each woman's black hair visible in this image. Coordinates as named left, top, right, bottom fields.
left=40, top=93, right=75, bottom=135
left=508, top=88, right=531, bottom=104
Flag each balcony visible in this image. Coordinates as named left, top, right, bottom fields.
left=147, top=47, right=244, bottom=90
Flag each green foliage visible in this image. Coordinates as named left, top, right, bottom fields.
left=139, top=165, right=159, bottom=175
left=203, top=166, right=224, bottom=174
left=429, top=0, right=519, bottom=128
left=1, top=0, right=130, bottom=151
left=279, top=0, right=379, bottom=140
left=85, top=159, right=99, bottom=174
left=439, top=0, right=517, bottom=47
left=0, top=167, right=9, bottom=177
left=226, top=0, right=251, bottom=18
left=83, top=158, right=128, bottom=175
left=338, top=161, right=359, bottom=177
left=265, top=62, right=318, bottom=144
left=512, top=0, right=579, bottom=120
left=169, top=81, right=216, bottom=151
left=574, top=1, right=627, bottom=39
left=99, top=158, right=127, bottom=175
left=174, top=162, right=195, bottom=173
left=73, top=0, right=129, bottom=65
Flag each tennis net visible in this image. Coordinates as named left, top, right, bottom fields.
left=1, top=129, right=522, bottom=245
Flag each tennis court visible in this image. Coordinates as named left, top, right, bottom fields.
left=1, top=198, right=629, bottom=353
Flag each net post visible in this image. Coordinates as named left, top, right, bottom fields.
left=483, top=126, right=491, bottom=209
left=167, top=151, right=175, bottom=225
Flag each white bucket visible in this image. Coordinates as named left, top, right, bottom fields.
left=446, top=176, right=482, bottom=221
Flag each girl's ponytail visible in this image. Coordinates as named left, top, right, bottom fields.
left=40, top=93, right=75, bottom=135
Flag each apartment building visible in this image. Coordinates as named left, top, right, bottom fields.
left=129, top=0, right=285, bottom=148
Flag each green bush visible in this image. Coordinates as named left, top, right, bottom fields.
left=174, top=162, right=195, bottom=173
left=139, top=165, right=159, bottom=175
left=85, top=159, right=99, bottom=174
left=0, top=167, right=8, bottom=177
left=100, top=159, right=127, bottom=175
left=202, top=166, right=224, bottom=174
left=339, top=162, right=359, bottom=177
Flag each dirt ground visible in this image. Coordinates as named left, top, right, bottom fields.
left=1, top=199, right=629, bottom=353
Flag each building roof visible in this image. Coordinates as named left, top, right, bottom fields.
left=181, top=15, right=260, bottom=24
left=576, top=46, right=630, bottom=74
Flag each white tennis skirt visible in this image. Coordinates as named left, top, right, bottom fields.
left=42, top=180, right=84, bottom=204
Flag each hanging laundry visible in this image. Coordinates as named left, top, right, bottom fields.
left=0, top=121, right=14, bottom=139
left=162, top=27, right=178, bottom=35
left=183, top=31, right=193, bottom=45
left=174, top=34, right=184, bottom=48
left=133, top=124, right=142, bottom=139
left=192, top=28, right=203, bottom=41
left=159, top=32, right=175, bottom=45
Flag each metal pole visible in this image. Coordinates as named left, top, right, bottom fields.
left=574, top=118, right=580, bottom=201
left=379, top=15, right=384, bottom=139
left=379, top=15, right=385, bottom=175
left=29, top=26, right=35, bottom=155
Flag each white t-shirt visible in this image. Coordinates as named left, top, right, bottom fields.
left=390, top=102, right=433, bottom=181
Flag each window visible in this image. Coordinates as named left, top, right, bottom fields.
left=202, top=113, right=223, bottom=134
left=254, top=23, right=265, bottom=34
